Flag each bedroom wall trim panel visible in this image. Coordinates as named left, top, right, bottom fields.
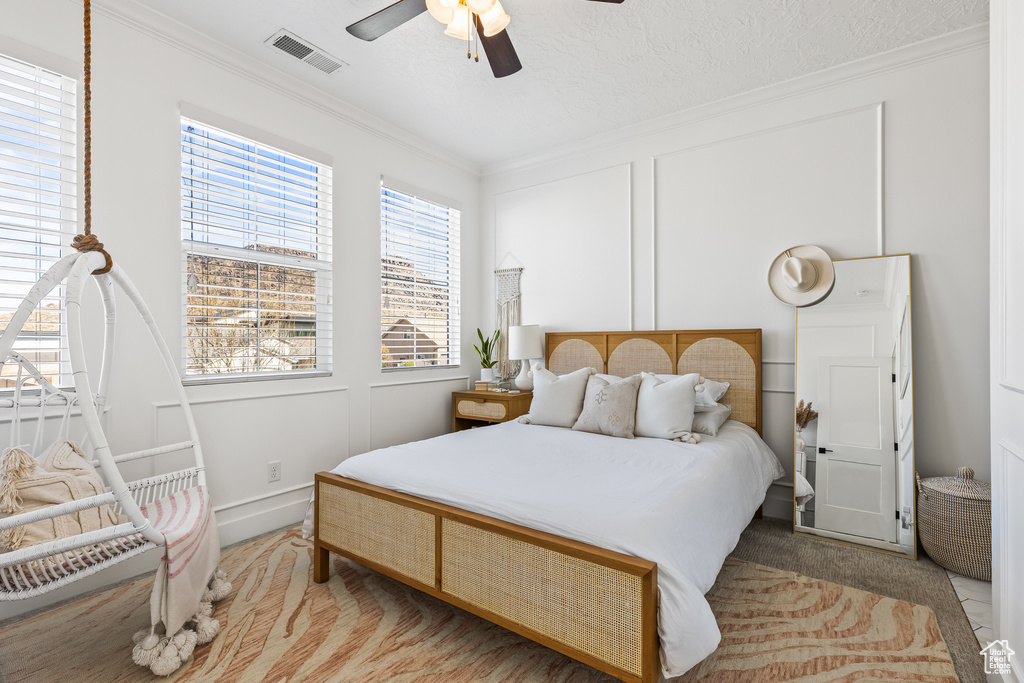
left=90, top=0, right=480, bottom=178
left=481, top=25, right=987, bottom=179
left=998, top=440, right=1024, bottom=679
left=368, top=377, right=470, bottom=451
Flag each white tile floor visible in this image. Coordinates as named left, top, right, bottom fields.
left=946, top=569, right=1006, bottom=682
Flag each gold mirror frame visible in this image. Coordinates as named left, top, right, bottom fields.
left=793, top=254, right=915, bottom=559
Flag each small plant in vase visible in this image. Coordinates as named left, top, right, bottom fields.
left=474, top=328, right=500, bottom=382
left=795, top=400, right=818, bottom=452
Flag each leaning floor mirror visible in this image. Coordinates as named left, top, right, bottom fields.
left=793, top=254, right=915, bottom=557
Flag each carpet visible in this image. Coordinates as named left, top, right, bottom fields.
left=0, top=525, right=961, bottom=683
left=731, top=518, right=986, bottom=683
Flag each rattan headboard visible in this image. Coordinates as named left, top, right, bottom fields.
left=544, top=330, right=762, bottom=435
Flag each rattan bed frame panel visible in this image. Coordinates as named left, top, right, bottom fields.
left=441, top=518, right=645, bottom=677
left=315, top=330, right=762, bottom=683
left=316, top=483, right=436, bottom=587
left=314, top=473, right=658, bottom=683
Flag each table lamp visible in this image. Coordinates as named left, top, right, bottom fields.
left=508, top=324, right=542, bottom=392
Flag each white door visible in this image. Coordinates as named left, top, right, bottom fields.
left=815, top=357, right=896, bottom=543
left=991, top=0, right=1024, bottom=666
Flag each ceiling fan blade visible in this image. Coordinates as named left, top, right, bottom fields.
left=586, top=0, right=625, bottom=3
left=474, top=17, right=523, bottom=79
left=346, top=0, right=427, bottom=41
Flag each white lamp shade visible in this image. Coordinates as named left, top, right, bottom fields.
left=426, top=0, right=456, bottom=24
left=478, top=0, right=510, bottom=36
left=508, top=325, right=543, bottom=361
left=467, top=0, right=496, bottom=14
left=444, top=3, right=472, bottom=39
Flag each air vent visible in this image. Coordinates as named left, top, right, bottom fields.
left=265, top=30, right=346, bottom=75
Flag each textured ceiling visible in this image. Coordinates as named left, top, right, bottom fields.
left=129, top=0, right=988, bottom=168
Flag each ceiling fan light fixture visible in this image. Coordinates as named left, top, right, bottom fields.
left=467, top=0, right=496, bottom=14
left=444, top=3, right=472, bottom=40
left=426, top=0, right=456, bottom=24
left=478, top=0, right=510, bottom=37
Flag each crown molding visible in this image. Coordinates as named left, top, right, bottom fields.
left=481, top=23, right=989, bottom=180
left=90, top=0, right=482, bottom=179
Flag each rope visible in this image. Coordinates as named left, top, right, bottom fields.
left=70, top=0, right=112, bottom=275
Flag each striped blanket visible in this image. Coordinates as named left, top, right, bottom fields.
left=142, top=485, right=220, bottom=637
left=132, top=485, right=229, bottom=676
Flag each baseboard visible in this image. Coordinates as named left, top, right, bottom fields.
left=0, top=487, right=310, bottom=623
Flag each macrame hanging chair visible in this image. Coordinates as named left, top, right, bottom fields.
left=0, top=1, right=228, bottom=676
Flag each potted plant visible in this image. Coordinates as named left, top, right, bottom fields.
left=795, top=399, right=818, bottom=452
left=474, top=328, right=500, bottom=382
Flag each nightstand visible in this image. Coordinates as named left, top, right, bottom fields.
left=451, top=390, right=532, bottom=432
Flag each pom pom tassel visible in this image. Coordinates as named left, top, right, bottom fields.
left=149, top=628, right=198, bottom=677
left=193, top=614, right=220, bottom=644
left=0, top=447, right=38, bottom=513
left=131, top=628, right=164, bottom=669
left=202, top=567, right=231, bottom=603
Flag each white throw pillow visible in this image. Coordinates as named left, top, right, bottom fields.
left=696, top=376, right=730, bottom=407
left=634, top=373, right=698, bottom=440
left=520, top=367, right=595, bottom=428
left=653, top=373, right=728, bottom=411
left=572, top=374, right=642, bottom=439
left=691, top=403, right=732, bottom=436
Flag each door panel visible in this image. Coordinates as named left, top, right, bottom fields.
left=815, top=357, right=896, bottom=543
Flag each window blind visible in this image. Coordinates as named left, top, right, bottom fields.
left=380, top=182, right=460, bottom=370
left=0, top=53, right=76, bottom=389
left=181, top=117, right=332, bottom=381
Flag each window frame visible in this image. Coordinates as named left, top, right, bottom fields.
left=0, top=50, right=77, bottom=392
left=179, top=114, right=333, bottom=385
left=380, top=179, right=461, bottom=372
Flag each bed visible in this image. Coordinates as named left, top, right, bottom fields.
left=311, top=330, right=782, bottom=683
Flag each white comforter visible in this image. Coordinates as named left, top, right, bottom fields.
left=305, top=419, right=784, bottom=679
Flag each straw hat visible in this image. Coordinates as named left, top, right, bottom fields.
left=767, top=245, right=835, bottom=307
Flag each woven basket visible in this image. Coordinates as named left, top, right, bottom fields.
left=917, top=467, right=991, bottom=581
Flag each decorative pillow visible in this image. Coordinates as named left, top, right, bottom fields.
left=572, top=373, right=642, bottom=439
left=520, top=367, right=595, bottom=428
left=653, top=373, right=729, bottom=411
left=691, top=403, right=732, bottom=437
left=695, top=376, right=730, bottom=410
left=0, top=440, right=118, bottom=552
left=634, top=373, right=699, bottom=440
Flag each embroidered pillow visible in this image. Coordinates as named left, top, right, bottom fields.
left=691, top=403, right=732, bottom=437
left=520, top=367, right=595, bottom=428
left=634, top=372, right=699, bottom=440
left=572, top=373, right=642, bottom=439
left=0, top=440, right=119, bottom=552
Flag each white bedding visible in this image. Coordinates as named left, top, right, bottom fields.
left=303, top=419, right=784, bottom=679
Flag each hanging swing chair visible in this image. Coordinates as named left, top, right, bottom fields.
left=0, top=1, right=228, bottom=676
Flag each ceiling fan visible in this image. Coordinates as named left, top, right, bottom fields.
left=346, top=0, right=625, bottom=79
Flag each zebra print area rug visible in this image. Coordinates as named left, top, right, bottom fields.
left=0, top=529, right=956, bottom=682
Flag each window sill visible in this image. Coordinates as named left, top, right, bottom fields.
left=181, top=370, right=332, bottom=387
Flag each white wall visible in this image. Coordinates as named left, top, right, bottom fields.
left=481, top=27, right=990, bottom=521
left=0, top=1, right=481, bottom=619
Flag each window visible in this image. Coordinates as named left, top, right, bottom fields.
left=380, top=182, right=460, bottom=370
left=181, top=117, right=332, bottom=381
left=0, top=53, right=76, bottom=389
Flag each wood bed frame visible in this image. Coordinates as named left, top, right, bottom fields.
left=314, top=329, right=763, bottom=683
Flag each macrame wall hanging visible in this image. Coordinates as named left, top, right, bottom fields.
left=494, top=254, right=523, bottom=380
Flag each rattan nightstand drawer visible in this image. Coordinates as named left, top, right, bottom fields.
left=457, top=399, right=507, bottom=421
left=451, top=390, right=532, bottom=432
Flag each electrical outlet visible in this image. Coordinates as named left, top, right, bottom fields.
left=268, top=460, right=281, bottom=483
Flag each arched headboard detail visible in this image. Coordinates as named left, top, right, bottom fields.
left=545, top=329, right=762, bottom=435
